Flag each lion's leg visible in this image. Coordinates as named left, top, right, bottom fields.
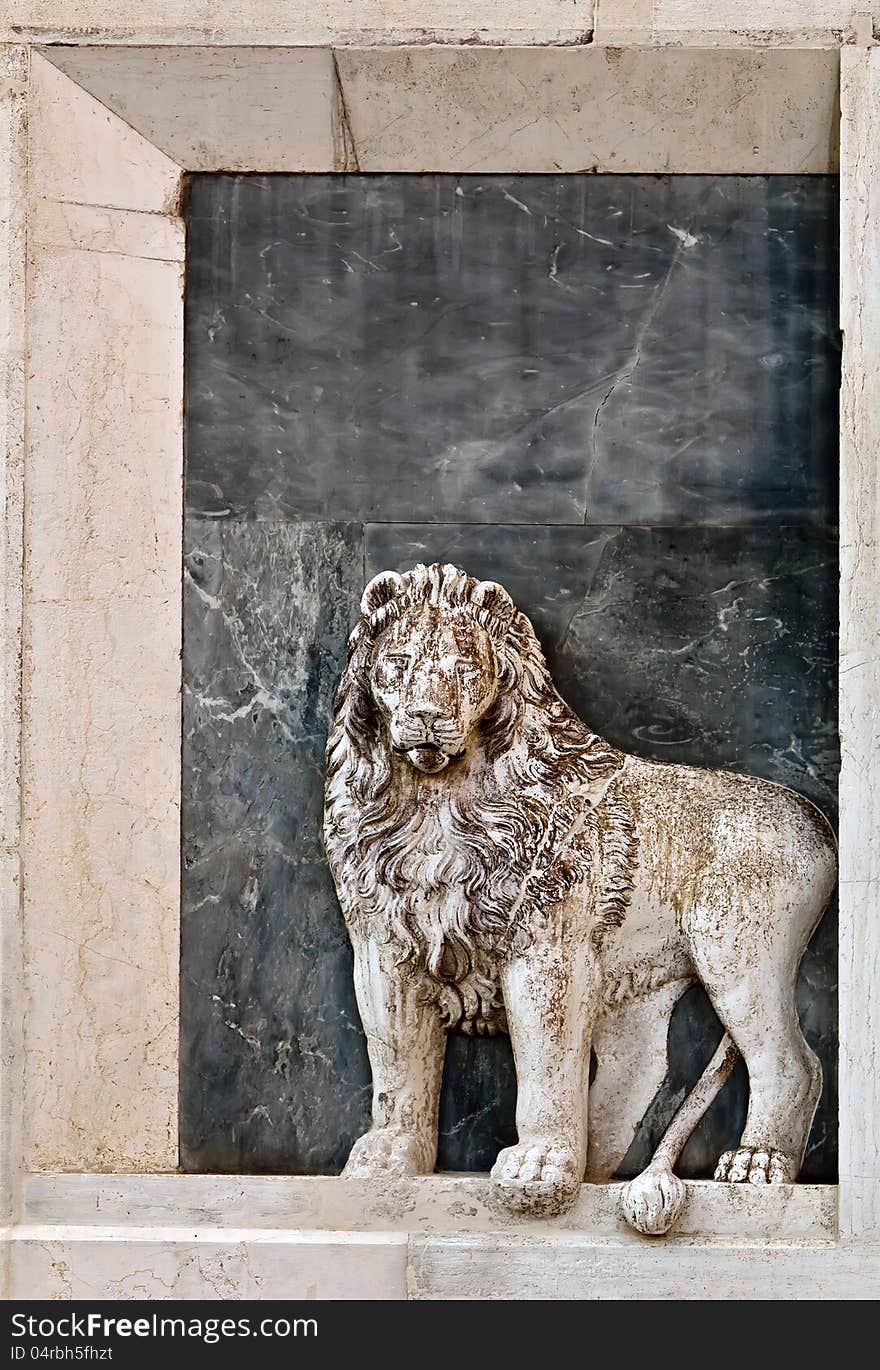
left=343, top=935, right=446, bottom=1178
left=586, top=977, right=693, bottom=1181
left=710, top=996, right=820, bottom=1184
left=686, top=912, right=821, bottom=1184
left=491, top=931, right=598, bottom=1216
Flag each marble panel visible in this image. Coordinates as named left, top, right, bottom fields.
left=24, top=214, right=183, bottom=1170
left=185, top=174, right=838, bottom=527
left=180, top=519, right=371, bottom=1173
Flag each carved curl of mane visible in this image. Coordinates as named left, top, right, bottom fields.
left=324, top=563, right=637, bottom=1029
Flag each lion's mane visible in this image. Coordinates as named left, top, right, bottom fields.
left=324, top=563, right=637, bottom=1031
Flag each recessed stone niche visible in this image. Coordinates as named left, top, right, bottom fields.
left=180, top=173, right=839, bottom=1180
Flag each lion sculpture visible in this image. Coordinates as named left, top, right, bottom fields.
left=323, top=562, right=836, bottom=1234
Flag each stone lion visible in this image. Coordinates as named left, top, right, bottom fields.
left=323, top=562, right=836, bottom=1234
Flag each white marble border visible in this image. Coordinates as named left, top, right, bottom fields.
left=0, top=1, right=873, bottom=49
left=41, top=43, right=841, bottom=174
left=839, top=41, right=880, bottom=1246
left=0, top=29, right=877, bottom=1297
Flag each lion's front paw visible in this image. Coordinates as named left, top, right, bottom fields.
left=620, top=1164, right=686, bottom=1236
left=490, top=1136, right=582, bottom=1217
left=714, top=1146, right=795, bottom=1184
left=342, top=1127, right=434, bottom=1178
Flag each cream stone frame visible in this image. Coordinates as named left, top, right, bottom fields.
left=0, top=26, right=878, bottom=1299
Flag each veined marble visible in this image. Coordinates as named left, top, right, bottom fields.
left=185, top=174, right=838, bottom=527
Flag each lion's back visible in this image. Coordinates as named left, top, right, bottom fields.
left=616, top=753, right=837, bottom=920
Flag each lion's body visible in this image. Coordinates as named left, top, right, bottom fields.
left=587, top=754, right=835, bottom=1180
left=324, top=562, right=837, bottom=1230
left=596, top=753, right=836, bottom=1021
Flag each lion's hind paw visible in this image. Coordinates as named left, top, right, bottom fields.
left=714, top=1146, right=795, bottom=1184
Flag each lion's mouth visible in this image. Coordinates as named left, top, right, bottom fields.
left=393, top=741, right=466, bottom=774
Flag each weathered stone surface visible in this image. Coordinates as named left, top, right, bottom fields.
left=0, top=43, right=27, bottom=1220
left=2, top=1, right=591, bottom=46
left=24, top=148, right=184, bottom=1172
left=30, top=52, right=182, bottom=213
left=21, top=1170, right=838, bottom=1241
left=36, top=45, right=840, bottom=177
left=333, top=47, right=839, bottom=174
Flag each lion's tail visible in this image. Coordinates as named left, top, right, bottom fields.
left=619, top=1033, right=740, bottom=1236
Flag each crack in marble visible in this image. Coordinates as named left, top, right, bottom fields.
left=585, top=232, right=691, bottom=525
left=331, top=50, right=360, bottom=174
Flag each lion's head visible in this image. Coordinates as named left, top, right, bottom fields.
left=363, top=565, right=515, bottom=774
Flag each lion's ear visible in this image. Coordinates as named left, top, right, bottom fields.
left=361, top=570, right=404, bottom=618
left=471, top=579, right=515, bottom=631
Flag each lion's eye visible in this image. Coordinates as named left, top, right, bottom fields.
left=380, top=654, right=410, bottom=679
left=455, top=660, right=482, bottom=684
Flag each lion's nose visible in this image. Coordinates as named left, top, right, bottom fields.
left=409, top=701, right=444, bottom=721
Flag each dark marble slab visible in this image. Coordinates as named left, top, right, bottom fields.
left=366, top=521, right=838, bottom=1179
left=185, top=175, right=838, bottom=527
left=588, top=179, right=840, bottom=526
left=180, top=519, right=373, bottom=1173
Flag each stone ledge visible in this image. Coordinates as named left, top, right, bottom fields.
left=22, top=1173, right=837, bottom=1243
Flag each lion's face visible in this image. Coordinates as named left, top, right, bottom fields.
left=369, top=604, right=500, bottom=774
